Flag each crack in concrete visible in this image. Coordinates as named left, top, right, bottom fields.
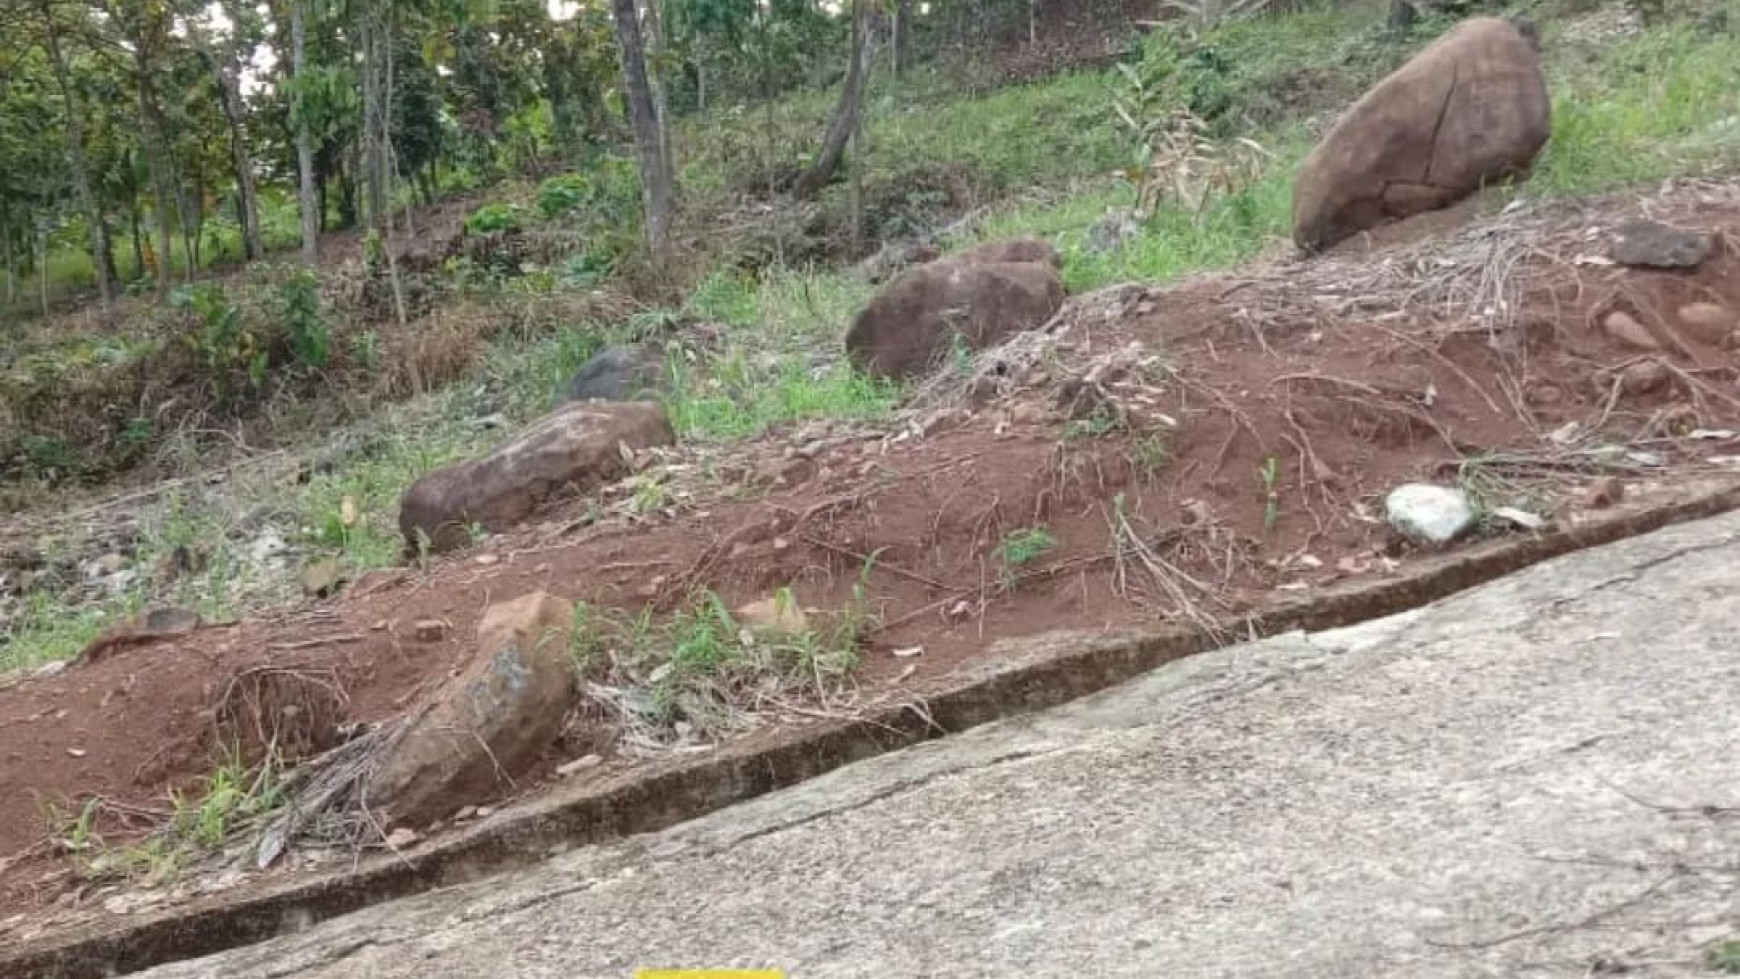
left=1544, top=533, right=1740, bottom=614
left=695, top=746, right=1068, bottom=855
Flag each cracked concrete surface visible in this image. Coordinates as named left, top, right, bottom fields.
left=141, top=512, right=1740, bottom=978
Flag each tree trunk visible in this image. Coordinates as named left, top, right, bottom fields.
left=290, top=0, right=320, bottom=263
left=37, top=226, right=50, bottom=318
left=358, top=3, right=406, bottom=325
left=610, top=0, right=673, bottom=271
left=2, top=221, right=15, bottom=308
left=891, top=0, right=904, bottom=76
left=360, top=9, right=388, bottom=232
left=792, top=0, right=874, bottom=199
left=129, top=205, right=145, bottom=278
left=136, top=74, right=179, bottom=297
left=848, top=111, right=864, bottom=254
left=98, top=216, right=120, bottom=285
left=695, top=42, right=708, bottom=113
left=38, top=0, right=114, bottom=306
left=640, top=0, right=676, bottom=193
left=215, top=65, right=263, bottom=260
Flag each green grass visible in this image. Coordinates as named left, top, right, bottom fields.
left=2, top=594, right=122, bottom=673
left=1532, top=21, right=1740, bottom=193
left=571, top=588, right=865, bottom=738
left=46, top=747, right=286, bottom=885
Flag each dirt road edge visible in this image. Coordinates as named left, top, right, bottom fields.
left=10, top=480, right=1740, bottom=979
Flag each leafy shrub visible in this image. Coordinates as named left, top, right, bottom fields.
left=278, top=269, right=330, bottom=369
left=173, top=283, right=267, bottom=397
left=465, top=202, right=523, bottom=235
left=537, top=173, right=594, bottom=218
left=559, top=247, right=618, bottom=289
left=590, top=154, right=643, bottom=224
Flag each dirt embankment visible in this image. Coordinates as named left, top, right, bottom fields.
left=6, top=182, right=1740, bottom=940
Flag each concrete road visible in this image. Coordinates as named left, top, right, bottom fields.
left=143, top=512, right=1740, bottom=978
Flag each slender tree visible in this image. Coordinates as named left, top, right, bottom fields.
left=793, top=0, right=873, bottom=198
left=35, top=0, right=115, bottom=306
left=201, top=1, right=265, bottom=260
left=610, top=0, right=674, bottom=270
left=289, top=0, right=320, bottom=263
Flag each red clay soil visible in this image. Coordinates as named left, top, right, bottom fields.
left=6, top=186, right=1740, bottom=919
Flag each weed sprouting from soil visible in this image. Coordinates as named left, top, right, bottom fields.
left=570, top=586, right=869, bottom=744
left=996, top=526, right=1059, bottom=590
left=1258, top=456, right=1281, bottom=531
left=45, top=746, right=287, bottom=885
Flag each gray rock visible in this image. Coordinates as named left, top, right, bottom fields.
left=1087, top=210, right=1141, bottom=253
left=562, top=346, right=667, bottom=403
left=1611, top=219, right=1713, bottom=269
left=1384, top=483, right=1475, bottom=544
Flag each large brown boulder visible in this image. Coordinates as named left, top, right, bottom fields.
left=367, top=591, right=576, bottom=826
left=845, top=247, right=1065, bottom=381
left=1292, top=17, right=1550, bottom=252
left=944, top=235, right=1063, bottom=270
left=399, top=401, right=674, bottom=554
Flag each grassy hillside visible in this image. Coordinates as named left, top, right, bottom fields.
left=6, top=0, right=1740, bottom=671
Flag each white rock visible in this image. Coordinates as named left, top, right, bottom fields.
left=248, top=529, right=290, bottom=564
left=33, top=660, right=67, bottom=679
left=1491, top=506, right=1546, bottom=531
left=556, top=754, right=604, bottom=777
left=384, top=827, right=421, bottom=849
left=1385, top=484, right=1476, bottom=545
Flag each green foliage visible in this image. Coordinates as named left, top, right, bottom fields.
left=1709, top=937, right=1740, bottom=974
left=662, top=352, right=902, bottom=441
left=465, top=202, right=524, bottom=235
left=278, top=269, right=330, bottom=369
left=996, top=526, right=1057, bottom=589
left=173, top=283, right=268, bottom=396
left=536, top=172, right=594, bottom=218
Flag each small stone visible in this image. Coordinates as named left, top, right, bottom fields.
left=1384, top=483, right=1476, bottom=545
left=298, top=557, right=345, bottom=598
left=1676, top=302, right=1737, bottom=345
left=891, top=646, right=924, bottom=658
left=556, top=754, right=604, bottom=776
left=475, top=806, right=495, bottom=818
left=735, top=596, right=810, bottom=636
left=454, top=806, right=478, bottom=821
left=1583, top=476, right=1625, bottom=509
left=474, top=554, right=499, bottom=567
left=1491, top=506, right=1546, bottom=530
left=96, top=553, right=126, bottom=575
left=1620, top=359, right=1670, bottom=395
left=248, top=530, right=290, bottom=564
left=384, top=827, right=420, bottom=849
left=411, top=620, right=448, bottom=643
left=33, top=660, right=67, bottom=679
left=1603, top=311, right=1660, bottom=351
left=66, top=748, right=86, bottom=758
left=1611, top=219, right=1712, bottom=269
left=1010, top=403, right=1048, bottom=426
left=771, top=537, right=790, bottom=552
left=102, top=891, right=163, bottom=915
left=371, top=620, right=389, bottom=632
